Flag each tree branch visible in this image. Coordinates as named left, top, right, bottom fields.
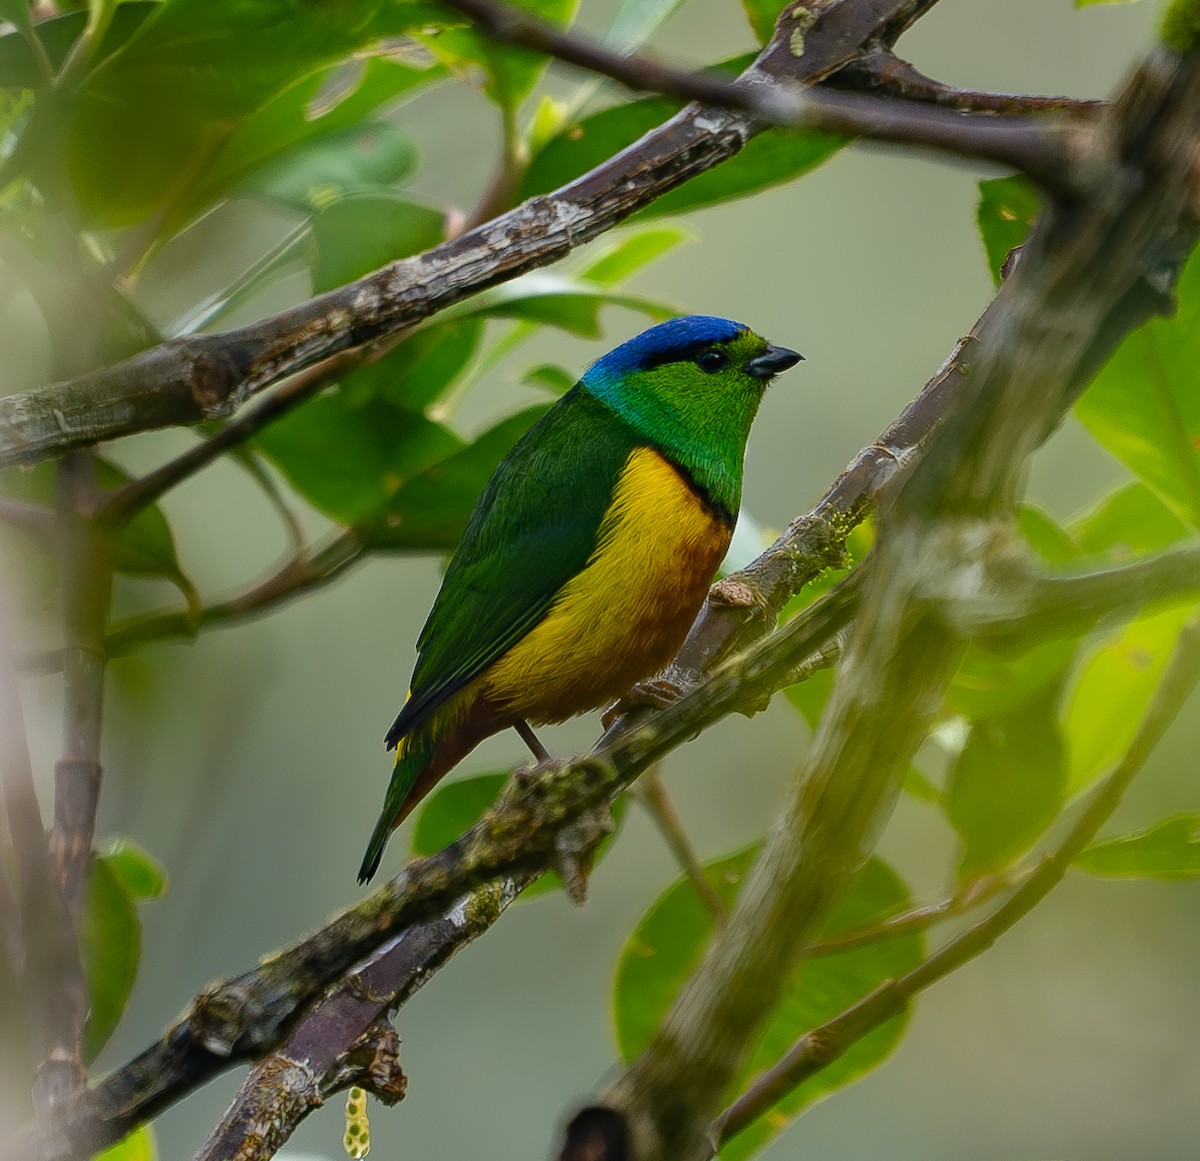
left=194, top=877, right=530, bottom=1161
left=0, top=600, right=84, bottom=1118
left=7, top=574, right=858, bottom=1161
left=715, top=614, right=1200, bottom=1148
left=597, top=42, right=1200, bottom=1161
left=0, top=0, right=1090, bottom=470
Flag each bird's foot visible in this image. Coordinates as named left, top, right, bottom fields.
left=552, top=801, right=615, bottom=906
left=514, top=718, right=551, bottom=762
left=601, top=677, right=685, bottom=730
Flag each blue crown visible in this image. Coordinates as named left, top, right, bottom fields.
left=585, top=315, right=747, bottom=381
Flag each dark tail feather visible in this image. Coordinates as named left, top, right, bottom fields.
left=358, top=730, right=440, bottom=884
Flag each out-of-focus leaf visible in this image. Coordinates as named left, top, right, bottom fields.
left=1075, top=248, right=1200, bottom=528
left=1075, top=814, right=1200, bottom=878
left=946, top=701, right=1067, bottom=879
left=171, top=54, right=444, bottom=231
left=1071, top=480, right=1191, bottom=557
left=1076, top=0, right=1144, bottom=7
left=521, top=363, right=577, bottom=395
left=82, top=856, right=139, bottom=1061
left=615, top=848, right=920, bottom=1158
left=1061, top=603, right=1196, bottom=797
left=947, top=505, right=1080, bottom=721
left=976, top=175, right=1040, bottom=286
left=604, top=0, right=688, bottom=51
left=341, top=318, right=484, bottom=412
left=422, top=0, right=578, bottom=112
left=256, top=392, right=461, bottom=525
left=311, top=193, right=445, bottom=292
left=458, top=271, right=673, bottom=337
left=1017, top=503, right=1081, bottom=564
left=0, top=3, right=155, bottom=88
left=171, top=224, right=312, bottom=337
left=65, top=0, right=447, bottom=225
left=94, top=1125, right=157, bottom=1161
left=741, top=0, right=782, bottom=42
left=96, top=838, right=168, bottom=900
left=364, top=406, right=549, bottom=550
left=410, top=770, right=627, bottom=899
left=237, top=120, right=416, bottom=211
left=0, top=459, right=196, bottom=607
left=521, top=77, right=845, bottom=218
left=579, top=225, right=693, bottom=286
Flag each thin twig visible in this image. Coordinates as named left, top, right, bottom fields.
left=716, top=615, right=1200, bottom=1146
left=636, top=768, right=727, bottom=920
left=0, top=497, right=57, bottom=538
left=840, top=49, right=1107, bottom=116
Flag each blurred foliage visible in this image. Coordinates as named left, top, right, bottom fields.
left=615, top=849, right=921, bottom=1159
left=0, top=0, right=1195, bottom=1157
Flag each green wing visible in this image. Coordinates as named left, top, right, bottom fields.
left=385, top=386, right=636, bottom=747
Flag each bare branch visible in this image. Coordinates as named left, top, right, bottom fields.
left=716, top=614, right=1200, bottom=1147
left=838, top=48, right=1107, bottom=117
left=0, top=0, right=1089, bottom=470
left=0, top=497, right=57, bottom=538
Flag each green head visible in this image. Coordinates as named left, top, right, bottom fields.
left=580, top=315, right=802, bottom=518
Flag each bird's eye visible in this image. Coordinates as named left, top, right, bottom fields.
left=695, top=349, right=728, bottom=373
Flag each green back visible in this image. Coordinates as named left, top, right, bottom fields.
left=385, top=386, right=638, bottom=746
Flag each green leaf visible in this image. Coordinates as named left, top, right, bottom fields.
left=578, top=225, right=694, bottom=287
left=0, top=459, right=197, bottom=608
left=311, top=193, right=445, bottom=293
left=421, top=0, right=579, bottom=113
left=521, top=363, right=577, bottom=395
left=364, top=406, right=549, bottom=550
left=65, top=0, right=447, bottom=225
left=1071, top=480, right=1192, bottom=557
left=946, top=702, right=1067, bottom=879
left=741, top=0, right=782, bottom=42
left=976, top=175, right=1040, bottom=286
left=256, top=392, right=462, bottom=525
left=458, top=271, right=675, bottom=338
left=521, top=78, right=844, bottom=218
left=947, top=505, right=1080, bottom=722
left=82, top=856, right=140, bottom=1061
left=1075, top=814, right=1200, bottom=878
left=237, top=120, right=416, bottom=211
left=410, top=770, right=627, bottom=899
left=94, top=1125, right=157, bottom=1161
left=170, top=54, right=444, bottom=232
left=615, top=848, right=921, bottom=1157
left=1061, top=602, right=1197, bottom=797
left=1075, top=247, right=1200, bottom=528
left=341, top=318, right=485, bottom=412
left=0, top=4, right=156, bottom=89
left=96, top=838, right=168, bottom=901
left=1076, top=0, right=1144, bottom=6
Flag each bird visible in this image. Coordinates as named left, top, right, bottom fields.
left=358, top=315, right=802, bottom=883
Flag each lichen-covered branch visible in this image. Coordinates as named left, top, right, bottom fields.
left=715, top=615, right=1200, bottom=1148
left=194, top=878, right=529, bottom=1161
left=7, top=578, right=857, bottom=1161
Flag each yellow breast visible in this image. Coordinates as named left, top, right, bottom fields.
left=480, top=446, right=731, bottom=723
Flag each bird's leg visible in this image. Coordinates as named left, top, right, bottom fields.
left=514, top=718, right=551, bottom=762
left=601, top=677, right=685, bottom=730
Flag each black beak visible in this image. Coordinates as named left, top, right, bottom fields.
left=746, top=344, right=803, bottom=380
